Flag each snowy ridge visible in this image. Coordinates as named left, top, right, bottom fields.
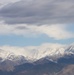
left=0, top=43, right=74, bottom=62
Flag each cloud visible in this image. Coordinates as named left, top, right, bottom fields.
left=0, top=0, right=20, bottom=4
left=0, top=0, right=74, bottom=24
left=36, top=25, right=74, bottom=40
left=0, top=23, right=73, bottom=40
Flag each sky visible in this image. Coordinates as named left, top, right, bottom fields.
left=0, top=0, right=74, bottom=47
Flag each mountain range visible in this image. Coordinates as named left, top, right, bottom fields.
left=0, top=44, right=74, bottom=75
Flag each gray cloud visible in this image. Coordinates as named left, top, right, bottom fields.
left=0, top=0, right=74, bottom=24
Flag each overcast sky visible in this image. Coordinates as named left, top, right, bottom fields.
left=0, top=0, right=74, bottom=47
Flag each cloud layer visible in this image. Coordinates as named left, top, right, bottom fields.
left=0, top=0, right=74, bottom=41
left=0, top=24, right=73, bottom=40
left=0, top=0, right=74, bottom=24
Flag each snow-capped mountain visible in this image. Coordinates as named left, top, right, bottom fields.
left=0, top=49, right=28, bottom=63
left=0, top=43, right=74, bottom=62
left=0, top=43, right=74, bottom=72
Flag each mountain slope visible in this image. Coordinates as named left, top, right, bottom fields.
left=57, top=65, right=74, bottom=75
